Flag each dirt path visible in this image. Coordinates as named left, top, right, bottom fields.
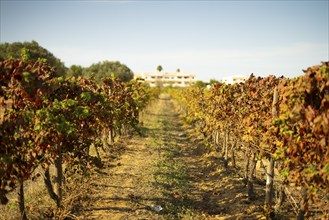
left=80, top=94, right=198, bottom=219
left=77, top=94, right=289, bottom=220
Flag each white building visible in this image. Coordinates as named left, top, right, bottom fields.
left=221, top=75, right=247, bottom=84
left=134, top=71, right=196, bottom=87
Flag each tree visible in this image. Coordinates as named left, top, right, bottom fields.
left=209, top=79, right=219, bottom=85
left=157, top=65, right=163, bottom=72
left=194, top=80, right=207, bottom=88
left=177, top=68, right=180, bottom=73
left=0, top=41, right=67, bottom=76
left=83, top=61, right=134, bottom=82
left=67, top=65, right=84, bottom=78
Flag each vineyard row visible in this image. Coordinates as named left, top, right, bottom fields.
left=0, top=58, right=159, bottom=219
left=168, top=62, right=329, bottom=219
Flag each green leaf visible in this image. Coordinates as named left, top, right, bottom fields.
left=34, top=123, right=42, bottom=131
left=1, top=156, right=12, bottom=164
left=57, top=76, right=64, bottom=83
left=280, top=169, right=289, bottom=179
left=80, top=92, right=92, bottom=102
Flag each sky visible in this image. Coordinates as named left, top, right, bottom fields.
left=1, top=0, right=328, bottom=81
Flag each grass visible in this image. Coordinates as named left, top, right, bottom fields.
left=149, top=113, right=202, bottom=219
left=0, top=163, right=100, bottom=220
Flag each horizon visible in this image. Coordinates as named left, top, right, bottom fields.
left=1, top=0, right=328, bottom=81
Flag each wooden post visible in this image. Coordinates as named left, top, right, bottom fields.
left=216, top=130, right=220, bottom=147
left=231, top=139, right=237, bottom=168
left=244, top=148, right=250, bottom=187
left=55, top=144, right=63, bottom=208
left=248, top=152, right=257, bottom=201
left=265, top=86, right=278, bottom=217
left=224, top=131, right=229, bottom=168
left=221, top=131, right=226, bottom=157
left=265, top=157, right=274, bottom=205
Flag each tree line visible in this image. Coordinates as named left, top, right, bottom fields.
left=0, top=41, right=134, bottom=83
